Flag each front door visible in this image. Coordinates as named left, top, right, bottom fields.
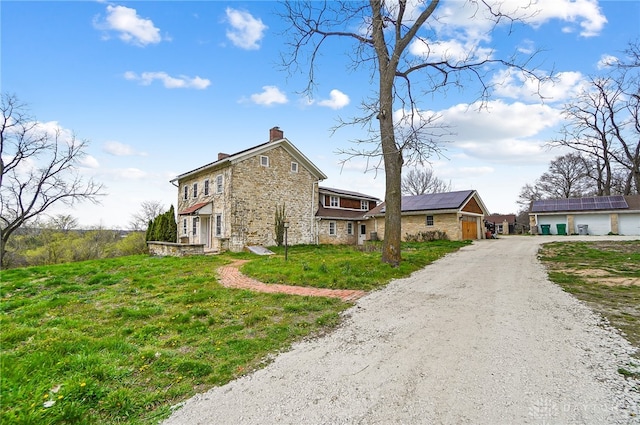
left=358, top=224, right=367, bottom=245
left=200, top=216, right=211, bottom=249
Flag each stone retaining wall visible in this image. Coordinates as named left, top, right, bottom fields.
left=147, top=241, right=205, bottom=257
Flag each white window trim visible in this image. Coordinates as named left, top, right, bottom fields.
left=203, top=179, right=210, bottom=196
left=291, top=162, right=298, bottom=173
left=260, top=155, right=269, bottom=167
left=329, top=221, right=337, bottom=236
left=426, top=215, right=434, bottom=226
left=330, top=196, right=339, bottom=208
left=347, top=222, right=353, bottom=235
left=216, top=174, right=223, bottom=194
left=215, top=214, right=222, bottom=237
left=183, top=186, right=188, bottom=200
left=361, top=200, right=369, bottom=210
left=182, top=218, right=188, bottom=235
left=193, top=182, right=198, bottom=198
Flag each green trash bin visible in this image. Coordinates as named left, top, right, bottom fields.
left=540, top=224, right=551, bottom=235
left=556, top=223, right=567, bottom=235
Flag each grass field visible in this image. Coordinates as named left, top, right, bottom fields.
left=539, top=240, right=640, bottom=366
left=0, top=241, right=467, bottom=425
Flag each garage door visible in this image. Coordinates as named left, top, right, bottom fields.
left=574, top=214, right=610, bottom=235
left=619, top=213, right=640, bottom=235
left=462, top=217, right=477, bottom=240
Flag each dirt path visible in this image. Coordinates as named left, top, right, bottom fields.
left=164, top=236, right=640, bottom=425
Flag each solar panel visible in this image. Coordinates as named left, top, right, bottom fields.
left=531, top=195, right=629, bottom=212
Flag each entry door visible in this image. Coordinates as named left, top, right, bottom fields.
left=200, top=216, right=211, bottom=249
left=358, top=224, right=367, bottom=245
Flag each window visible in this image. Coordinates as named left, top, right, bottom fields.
left=329, top=221, right=337, bottom=236
left=183, top=186, right=188, bottom=200
left=361, top=200, right=369, bottom=210
left=203, top=179, right=210, bottom=196
left=347, top=222, right=353, bottom=235
left=182, top=218, right=187, bottom=235
left=216, top=175, right=223, bottom=193
left=330, top=196, right=339, bottom=207
left=215, top=214, right=222, bottom=237
left=426, top=215, right=434, bottom=226
left=192, top=217, right=199, bottom=235
left=260, top=155, right=269, bottom=167
left=291, top=162, right=298, bottom=173
left=193, top=182, right=198, bottom=198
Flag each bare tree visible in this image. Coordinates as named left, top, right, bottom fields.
left=0, top=93, right=104, bottom=267
left=401, top=168, right=451, bottom=195
left=281, top=1, right=544, bottom=265
left=536, top=153, right=593, bottom=199
left=47, top=214, right=79, bottom=232
left=129, top=200, right=166, bottom=231
left=551, top=41, right=639, bottom=195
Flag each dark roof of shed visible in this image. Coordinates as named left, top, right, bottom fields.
left=367, top=190, right=475, bottom=215
left=485, top=214, right=516, bottom=224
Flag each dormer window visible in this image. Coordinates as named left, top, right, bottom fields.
left=330, top=196, right=339, bottom=207
left=361, top=200, right=369, bottom=210
left=260, top=156, right=269, bottom=167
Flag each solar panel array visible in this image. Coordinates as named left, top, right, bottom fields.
left=531, top=195, right=628, bottom=213
left=380, top=190, right=473, bottom=213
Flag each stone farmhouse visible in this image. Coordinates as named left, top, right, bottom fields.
left=168, top=127, right=488, bottom=254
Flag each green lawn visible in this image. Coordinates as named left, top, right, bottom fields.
left=1, top=241, right=467, bottom=425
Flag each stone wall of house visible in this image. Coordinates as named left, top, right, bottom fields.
left=318, top=220, right=358, bottom=245
left=368, top=213, right=462, bottom=241
left=229, top=145, right=319, bottom=249
left=147, top=242, right=205, bottom=257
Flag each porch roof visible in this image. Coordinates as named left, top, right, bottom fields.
left=179, top=202, right=211, bottom=215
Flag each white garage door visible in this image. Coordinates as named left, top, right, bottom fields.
left=537, top=215, right=567, bottom=235
left=618, top=213, right=640, bottom=235
left=574, top=214, right=610, bottom=235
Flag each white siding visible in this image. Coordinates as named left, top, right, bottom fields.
left=618, top=213, right=640, bottom=235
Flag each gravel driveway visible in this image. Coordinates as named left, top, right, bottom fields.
left=163, top=236, right=640, bottom=425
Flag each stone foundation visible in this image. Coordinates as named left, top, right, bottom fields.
left=147, top=241, right=205, bottom=257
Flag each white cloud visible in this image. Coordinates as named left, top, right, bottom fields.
left=317, top=90, right=350, bottom=110
left=103, top=141, right=147, bottom=157
left=79, top=155, right=100, bottom=169
left=225, top=8, right=267, bottom=50
left=249, top=86, right=288, bottom=106
left=124, top=71, right=210, bottom=90
left=94, top=5, right=162, bottom=46
left=409, top=37, right=493, bottom=63
left=432, top=0, right=607, bottom=39
left=597, top=54, right=619, bottom=70
left=491, top=70, right=586, bottom=103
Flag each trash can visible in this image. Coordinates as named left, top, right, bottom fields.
left=577, top=224, right=589, bottom=235
left=556, top=223, right=567, bottom=236
left=540, top=224, right=551, bottom=235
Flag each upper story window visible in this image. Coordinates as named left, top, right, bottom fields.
left=192, top=182, right=198, bottom=198
left=260, top=156, right=269, bottom=167
left=291, top=162, right=298, bottom=173
left=426, top=215, right=434, bottom=226
left=361, top=200, right=369, bottom=210
left=183, top=185, right=188, bottom=200
left=216, top=175, right=223, bottom=193
left=330, top=196, right=339, bottom=207
left=204, top=179, right=210, bottom=196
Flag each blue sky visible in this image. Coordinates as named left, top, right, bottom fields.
left=2, top=0, right=639, bottom=228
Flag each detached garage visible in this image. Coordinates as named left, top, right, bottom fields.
left=529, top=195, right=640, bottom=236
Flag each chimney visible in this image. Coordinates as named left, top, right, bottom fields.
left=218, top=153, right=230, bottom=161
left=269, top=126, right=284, bottom=142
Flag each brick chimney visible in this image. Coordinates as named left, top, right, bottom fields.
left=218, top=153, right=230, bottom=161
left=269, top=126, right=284, bottom=142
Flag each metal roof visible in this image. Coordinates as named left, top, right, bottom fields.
left=531, top=195, right=629, bottom=213
left=373, top=190, right=476, bottom=214
left=319, top=186, right=381, bottom=201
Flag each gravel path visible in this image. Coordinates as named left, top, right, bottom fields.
left=163, top=236, right=640, bottom=425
